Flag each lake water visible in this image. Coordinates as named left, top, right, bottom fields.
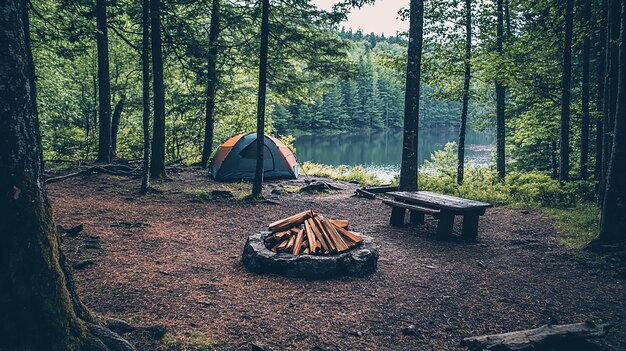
left=294, top=128, right=494, bottom=182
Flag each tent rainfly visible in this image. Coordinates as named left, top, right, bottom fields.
left=209, top=133, right=298, bottom=181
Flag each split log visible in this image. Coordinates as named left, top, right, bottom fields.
left=312, top=216, right=337, bottom=253
left=461, top=322, right=612, bottom=351
left=291, top=229, right=305, bottom=255
left=329, top=219, right=349, bottom=229
left=333, top=225, right=364, bottom=245
left=268, top=210, right=311, bottom=232
left=306, top=218, right=329, bottom=253
left=319, top=217, right=349, bottom=252
left=304, top=220, right=319, bottom=254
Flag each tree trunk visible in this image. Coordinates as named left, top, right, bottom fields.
left=495, top=0, right=506, bottom=179
left=559, top=0, right=574, bottom=183
left=0, top=1, right=132, bottom=349
left=595, top=0, right=606, bottom=181
left=580, top=0, right=591, bottom=180
left=111, top=96, right=126, bottom=158
left=149, top=0, right=166, bottom=179
left=599, top=0, right=621, bottom=202
left=201, top=0, right=221, bottom=168
left=399, top=0, right=424, bottom=191
left=141, top=0, right=151, bottom=193
left=251, top=0, right=270, bottom=198
left=457, top=0, right=472, bottom=185
left=95, top=0, right=112, bottom=163
left=588, top=0, right=626, bottom=247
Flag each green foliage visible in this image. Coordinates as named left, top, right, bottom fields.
left=416, top=142, right=597, bottom=208
left=162, top=331, right=218, bottom=351
left=300, top=161, right=383, bottom=186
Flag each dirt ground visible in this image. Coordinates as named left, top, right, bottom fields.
left=47, top=168, right=626, bottom=351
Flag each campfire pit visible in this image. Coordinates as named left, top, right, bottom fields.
left=242, top=210, right=379, bottom=279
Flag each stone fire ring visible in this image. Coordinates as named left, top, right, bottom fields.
left=242, top=232, right=379, bottom=279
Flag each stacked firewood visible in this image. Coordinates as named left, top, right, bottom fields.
left=265, top=210, right=364, bottom=255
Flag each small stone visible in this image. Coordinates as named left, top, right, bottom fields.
left=478, top=261, right=487, bottom=268
left=521, top=210, right=530, bottom=214
left=251, top=340, right=273, bottom=351
left=348, top=330, right=363, bottom=337
left=73, top=259, right=98, bottom=270
left=425, top=265, right=436, bottom=270
left=480, top=243, right=489, bottom=248
left=402, top=324, right=419, bottom=336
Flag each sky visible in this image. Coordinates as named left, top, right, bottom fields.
left=312, top=0, right=408, bottom=37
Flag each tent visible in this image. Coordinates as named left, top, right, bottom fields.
left=209, top=133, right=298, bottom=180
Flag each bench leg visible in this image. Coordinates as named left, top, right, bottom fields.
left=461, top=214, right=480, bottom=241
left=390, top=207, right=406, bottom=227
left=436, top=212, right=455, bottom=240
left=409, top=210, right=425, bottom=225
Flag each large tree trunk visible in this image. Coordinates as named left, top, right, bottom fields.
left=201, top=0, right=221, bottom=168
left=595, top=0, right=607, bottom=181
left=399, top=0, right=424, bottom=191
left=495, top=0, right=506, bottom=179
left=599, top=0, right=621, bottom=201
left=251, top=0, right=270, bottom=198
left=0, top=1, right=132, bottom=349
left=580, top=0, right=591, bottom=180
left=95, top=0, right=112, bottom=163
left=149, top=0, right=166, bottom=179
left=559, top=0, right=574, bottom=183
left=457, top=0, right=472, bottom=185
left=111, top=96, right=126, bottom=158
left=141, top=0, right=151, bottom=193
left=588, top=0, right=626, bottom=247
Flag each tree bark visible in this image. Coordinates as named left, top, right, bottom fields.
left=201, top=0, right=221, bottom=168
left=141, top=0, right=151, bottom=193
left=580, top=0, right=591, bottom=180
left=0, top=1, right=132, bottom=349
left=495, top=0, right=506, bottom=179
left=599, top=0, right=621, bottom=201
left=111, top=96, right=126, bottom=158
left=251, top=0, right=270, bottom=198
left=588, top=0, right=626, bottom=247
left=559, top=0, right=574, bottom=183
left=149, top=0, right=166, bottom=179
left=95, top=0, right=112, bottom=163
left=595, top=0, right=607, bottom=181
left=457, top=0, right=471, bottom=185
left=399, top=0, right=424, bottom=191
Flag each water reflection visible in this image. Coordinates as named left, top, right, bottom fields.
left=294, top=128, right=494, bottom=182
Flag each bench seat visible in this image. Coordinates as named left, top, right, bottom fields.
left=382, top=199, right=440, bottom=216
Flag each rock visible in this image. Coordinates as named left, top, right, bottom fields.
left=270, top=188, right=286, bottom=195
left=73, top=258, right=98, bottom=270
left=242, top=232, right=379, bottom=279
left=251, top=340, right=273, bottom=351
left=478, top=261, right=487, bottom=268
left=403, top=325, right=419, bottom=336
left=347, top=330, right=363, bottom=337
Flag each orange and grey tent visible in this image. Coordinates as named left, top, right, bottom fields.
left=209, top=133, right=298, bottom=180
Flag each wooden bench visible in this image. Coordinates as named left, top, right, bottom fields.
left=382, top=199, right=440, bottom=225
left=384, top=191, right=493, bottom=241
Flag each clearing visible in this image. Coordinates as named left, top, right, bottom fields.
left=48, top=168, right=626, bottom=351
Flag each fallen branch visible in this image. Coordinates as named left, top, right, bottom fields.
left=461, top=321, right=612, bottom=351
left=45, top=164, right=142, bottom=184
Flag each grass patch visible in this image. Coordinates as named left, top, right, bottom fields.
left=162, top=331, right=218, bottom=351
left=544, top=204, right=600, bottom=248
left=300, top=162, right=383, bottom=186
